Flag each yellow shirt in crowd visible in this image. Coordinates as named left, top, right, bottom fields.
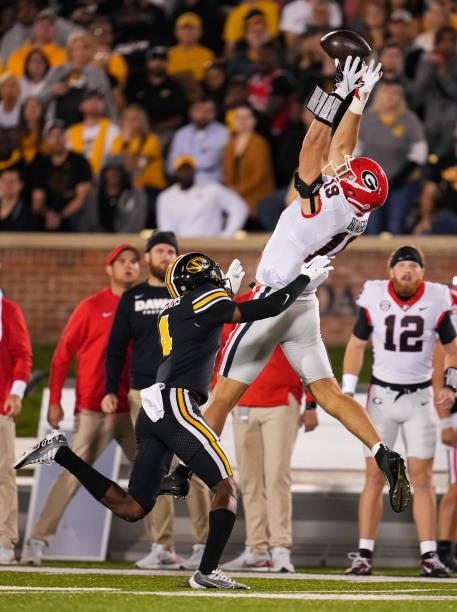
left=111, top=134, right=166, bottom=189
left=167, top=44, right=214, bottom=81
left=7, top=43, right=67, bottom=76
left=107, top=52, right=128, bottom=89
left=223, top=1, right=279, bottom=42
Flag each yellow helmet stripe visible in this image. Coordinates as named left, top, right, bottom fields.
left=165, top=255, right=183, bottom=298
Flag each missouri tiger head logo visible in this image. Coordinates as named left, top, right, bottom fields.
left=186, top=256, right=210, bottom=274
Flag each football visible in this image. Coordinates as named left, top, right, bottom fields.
left=320, top=30, right=371, bottom=63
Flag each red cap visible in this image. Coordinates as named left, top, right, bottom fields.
left=106, top=244, right=140, bottom=265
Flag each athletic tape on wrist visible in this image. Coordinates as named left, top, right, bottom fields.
left=444, top=367, right=457, bottom=392
left=342, top=373, right=358, bottom=395
left=306, top=85, right=342, bottom=126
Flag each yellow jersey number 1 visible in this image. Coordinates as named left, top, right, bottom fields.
left=159, top=314, right=173, bottom=356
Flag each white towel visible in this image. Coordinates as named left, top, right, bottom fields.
left=140, top=383, right=165, bottom=422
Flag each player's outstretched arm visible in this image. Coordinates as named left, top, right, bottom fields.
left=297, top=56, right=363, bottom=214
left=342, top=335, right=367, bottom=396
left=232, top=256, right=334, bottom=323
left=327, top=59, right=382, bottom=167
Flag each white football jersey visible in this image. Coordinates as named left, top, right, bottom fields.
left=256, top=176, right=370, bottom=291
left=357, top=280, right=453, bottom=384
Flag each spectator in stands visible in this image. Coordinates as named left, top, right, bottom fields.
left=216, top=307, right=313, bottom=573
left=21, top=245, right=142, bottom=566
left=415, top=0, right=451, bottom=52
left=31, top=119, right=92, bottom=231
left=80, top=156, right=147, bottom=233
left=280, top=0, right=342, bottom=60
left=248, top=42, right=296, bottom=137
left=130, top=46, right=188, bottom=146
left=377, top=43, right=414, bottom=106
left=412, top=26, right=457, bottom=156
left=171, top=0, right=224, bottom=55
left=387, top=9, right=423, bottom=79
left=223, top=1, right=280, bottom=57
left=293, top=27, right=336, bottom=102
left=223, top=104, right=274, bottom=228
left=414, top=123, right=457, bottom=234
left=273, top=100, right=308, bottom=187
left=103, top=231, right=210, bottom=571
left=42, top=31, right=115, bottom=125
left=0, top=0, right=76, bottom=65
left=110, top=105, right=166, bottom=227
left=19, top=48, right=50, bottom=101
left=157, top=156, right=248, bottom=236
left=0, top=73, right=21, bottom=128
left=0, top=265, right=32, bottom=564
left=18, top=96, right=44, bottom=164
left=227, top=9, right=272, bottom=79
left=0, top=128, right=22, bottom=173
left=356, top=80, right=428, bottom=235
left=0, top=168, right=40, bottom=231
left=168, top=13, right=215, bottom=83
left=0, top=0, right=38, bottom=64
left=202, top=61, right=228, bottom=110
left=67, top=89, right=120, bottom=176
left=6, top=9, right=66, bottom=77
left=167, top=97, right=228, bottom=183
left=90, top=16, right=129, bottom=90
left=357, top=2, right=388, bottom=52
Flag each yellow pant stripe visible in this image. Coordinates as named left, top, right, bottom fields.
left=176, top=388, right=232, bottom=477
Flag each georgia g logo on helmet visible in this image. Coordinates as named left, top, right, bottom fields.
left=186, top=256, right=210, bottom=274
left=361, top=170, right=379, bottom=191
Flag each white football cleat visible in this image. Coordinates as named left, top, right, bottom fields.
left=14, top=430, right=68, bottom=470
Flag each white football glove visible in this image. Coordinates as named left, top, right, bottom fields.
left=300, top=255, right=334, bottom=291
left=333, top=56, right=364, bottom=100
left=350, top=59, right=383, bottom=114
left=225, top=259, right=245, bottom=296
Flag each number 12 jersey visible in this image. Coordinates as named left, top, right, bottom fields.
left=356, top=280, right=454, bottom=384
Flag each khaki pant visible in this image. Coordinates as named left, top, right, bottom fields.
left=0, top=415, right=18, bottom=548
left=128, top=389, right=209, bottom=551
left=233, top=395, right=300, bottom=554
left=32, top=410, right=140, bottom=543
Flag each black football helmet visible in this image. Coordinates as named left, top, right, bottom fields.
left=165, top=252, right=226, bottom=298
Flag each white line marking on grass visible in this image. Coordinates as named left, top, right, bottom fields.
left=1, top=566, right=456, bottom=584
left=1, top=586, right=457, bottom=601
left=0, top=587, right=116, bottom=592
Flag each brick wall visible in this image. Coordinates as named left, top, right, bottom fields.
left=1, top=233, right=456, bottom=345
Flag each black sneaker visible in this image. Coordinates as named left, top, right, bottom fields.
left=14, top=430, right=68, bottom=470
left=375, top=444, right=410, bottom=513
left=159, top=464, right=192, bottom=498
left=420, top=552, right=451, bottom=577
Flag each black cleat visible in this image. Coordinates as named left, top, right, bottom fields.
left=159, top=464, right=192, bottom=498
left=421, top=552, right=451, bottom=577
left=375, top=444, right=411, bottom=513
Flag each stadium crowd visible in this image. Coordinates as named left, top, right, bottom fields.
left=0, top=0, right=456, bottom=235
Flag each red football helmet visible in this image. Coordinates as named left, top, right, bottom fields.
left=331, top=155, right=389, bottom=214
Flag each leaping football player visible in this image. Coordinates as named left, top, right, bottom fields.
left=165, top=56, right=411, bottom=514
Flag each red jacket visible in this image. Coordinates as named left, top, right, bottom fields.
left=49, top=287, right=130, bottom=413
left=214, top=291, right=303, bottom=407
left=0, top=291, right=32, bottom=414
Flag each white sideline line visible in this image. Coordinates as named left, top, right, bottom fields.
left=1, top=566, right=457, bottom=584
left=1, top=586, right=457, bottom=601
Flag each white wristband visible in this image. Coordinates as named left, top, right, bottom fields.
left=11, top=380, right=27, bottom=399
left=439, top=417, right=453, bottom=429
left=342, top=373, right=359, bottom=395
left=348, top=96, right=366, bottom=116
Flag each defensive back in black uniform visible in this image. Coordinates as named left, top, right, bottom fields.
left=14, top=251, right=333, bottom=590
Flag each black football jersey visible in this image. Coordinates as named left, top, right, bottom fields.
left=155, top=283, right=235, bottom=401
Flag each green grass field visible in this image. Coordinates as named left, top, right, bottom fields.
left=17, top=345, right=374, bottom=437
left=0, top=563, right=456, bottom=612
